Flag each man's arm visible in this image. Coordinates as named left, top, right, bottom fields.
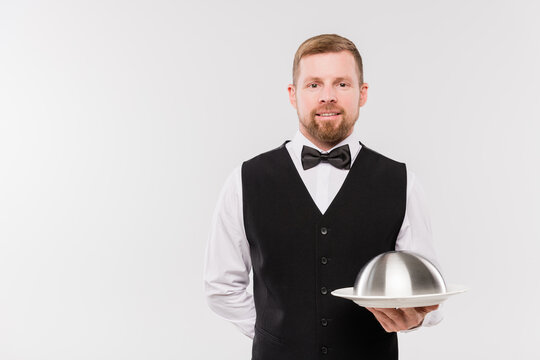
left=203, top=165, right=256, bottom=338
left=367, top=168, right=444, bottom=332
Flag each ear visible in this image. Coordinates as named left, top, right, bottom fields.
left=288, top=84, right=297, bottom=109
left=359, top=82, right=369, bottom=107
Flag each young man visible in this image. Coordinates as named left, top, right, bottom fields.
left=204, top=34, right=442, bottom=359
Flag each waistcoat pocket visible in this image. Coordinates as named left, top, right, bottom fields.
left=254, top=325, right=284, bottom=345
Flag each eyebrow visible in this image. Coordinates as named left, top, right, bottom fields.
left=304, top=76, right=353, bottom=83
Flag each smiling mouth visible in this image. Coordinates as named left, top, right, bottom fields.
left=316, top=112, right=341, bottom=119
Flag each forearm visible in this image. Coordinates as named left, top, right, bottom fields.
left=396, top=169, right=445, bottom=331
left=205, top=282, right=256, bottom=338
left=204, top=165, right=256, bottom=338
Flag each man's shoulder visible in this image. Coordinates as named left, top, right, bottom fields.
left=360, top=143, right=406, bottom=167
left=242, top=140, right=290, bottom=167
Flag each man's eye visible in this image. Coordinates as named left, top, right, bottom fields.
left=309, top=83, right=318, bottom=88
left=339, top=83, right=347, bottom=87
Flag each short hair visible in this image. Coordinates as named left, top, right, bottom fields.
left=292, top=34, right=364, bottom=86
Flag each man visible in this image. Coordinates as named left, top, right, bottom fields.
left=204, top=34, right=442, bottom=359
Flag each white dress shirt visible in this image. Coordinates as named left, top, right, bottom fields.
left=204, top=128, right=443, bottom=339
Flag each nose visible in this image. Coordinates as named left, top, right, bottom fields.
left=319, top=86, right=337, bottom=104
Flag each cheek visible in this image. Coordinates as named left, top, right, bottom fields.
left=297, top=95, right=316, bottom=112
left=343, top=95, right=361, bottom=111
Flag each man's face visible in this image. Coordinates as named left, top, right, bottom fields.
left=288, top=51, right=368, bottom=149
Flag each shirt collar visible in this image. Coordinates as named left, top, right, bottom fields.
left=290, top=127, right=363, bottom=166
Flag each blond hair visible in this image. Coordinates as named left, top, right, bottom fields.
left=292, top=34, right=364, bottom=86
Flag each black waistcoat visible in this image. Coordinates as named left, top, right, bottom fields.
left=242, top=141, right=407, bottom=360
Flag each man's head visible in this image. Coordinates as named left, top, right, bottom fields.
left=288, top=34, right=369, bottom=150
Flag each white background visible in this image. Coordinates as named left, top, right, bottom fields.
left=1, top=0, right=539, bottom=359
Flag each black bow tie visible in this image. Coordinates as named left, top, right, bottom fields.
left=301, top=144, right=351, bottom=170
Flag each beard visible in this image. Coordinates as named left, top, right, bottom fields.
left=300, top=106, right=358, bottom=147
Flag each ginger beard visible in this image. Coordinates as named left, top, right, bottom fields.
left=299, top=105, right=359, bottom=147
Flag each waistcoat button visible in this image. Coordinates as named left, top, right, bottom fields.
left=321, top=318, right=328, bottom=326
left=321, top=346, right=328, bottom=354
left=320, top=227, right=328, bottom=235
left=320, top=287, right=328, bottom=295
left=321, top=256, right=328, bottom=264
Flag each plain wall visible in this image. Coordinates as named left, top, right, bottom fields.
left=1, top=0, right=539, bottom=359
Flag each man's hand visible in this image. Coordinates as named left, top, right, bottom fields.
left=365, top=305, right=439, bottom=332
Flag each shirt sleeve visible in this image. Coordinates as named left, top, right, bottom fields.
left=203, top=165, right=256, bottom=339
left=396, top=168, right=444, bottom=331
